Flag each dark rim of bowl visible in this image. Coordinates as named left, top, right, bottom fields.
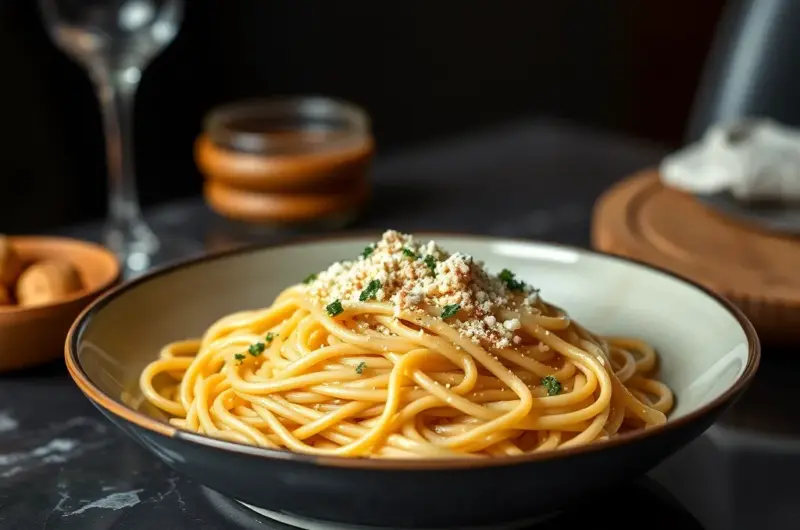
left=65, top=231, right=761, bottom=471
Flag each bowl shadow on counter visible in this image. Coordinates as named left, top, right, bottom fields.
left=203, top=476, right=703, bottom=530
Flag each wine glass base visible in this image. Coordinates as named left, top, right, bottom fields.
left=115, top=234, right=203, bottom=279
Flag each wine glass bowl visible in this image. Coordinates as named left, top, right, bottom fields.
left=39, top=0, right=196, bottom=277
left=40, top=0, right=182, bottom=75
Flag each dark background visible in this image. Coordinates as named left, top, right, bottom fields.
left=0, top=0, right=725, bottom=232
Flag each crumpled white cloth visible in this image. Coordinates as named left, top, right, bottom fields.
left=660, top=118, right=800, bottom=201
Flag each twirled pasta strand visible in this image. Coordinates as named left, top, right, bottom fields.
left=139, top=286, right=673, bottom=458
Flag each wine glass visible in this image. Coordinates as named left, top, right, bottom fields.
left=39, top=0, right=199, bottom=277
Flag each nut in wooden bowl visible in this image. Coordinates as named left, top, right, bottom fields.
left=0, top=236, right=120, bottom=372
left=16, top=259, right=84, bottom=308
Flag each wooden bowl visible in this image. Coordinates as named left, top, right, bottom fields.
left=0, top=236, right=120, bottom=372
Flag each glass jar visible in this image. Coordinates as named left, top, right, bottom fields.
left=195, top=97, right=374, bottom=230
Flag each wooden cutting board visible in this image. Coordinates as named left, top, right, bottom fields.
left=592, top=169, right=800, bottom=344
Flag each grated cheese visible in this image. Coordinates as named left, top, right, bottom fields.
left=305, top=230, right=541, bottom=349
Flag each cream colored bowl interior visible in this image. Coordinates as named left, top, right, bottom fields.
left=77, top=235, right=751, bottom=422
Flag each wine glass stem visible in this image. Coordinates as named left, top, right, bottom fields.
left=94, top=69, right=157, bottom=255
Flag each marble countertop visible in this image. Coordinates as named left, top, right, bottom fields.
left=1, top=119, right=799, bottom=530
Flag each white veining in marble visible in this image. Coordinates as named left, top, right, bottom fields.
left=65, top=489, right=145, bottom=516
left=0, top=410, right=18, bottom=433
left=0, top=439, right=78, bottom=474
left=139, top=473, right=187, bottom=511
left=49, top=481, right=73, bottom=521
left=0, top=416, right=110, bottom=478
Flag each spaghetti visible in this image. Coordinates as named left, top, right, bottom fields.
left=140, top=231, right=674, bottom=458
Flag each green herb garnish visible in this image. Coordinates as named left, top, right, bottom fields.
left=303, top=273, right=318, bottom=284
left=326, top=299, right=344, bottom=317
left=248, top=342, right=265, bottom=356
left=265, top=332, right=275, bottom=342
left=359, top=279, right=381, bottom=302
left=234, top=353, right=246, bottom=364
left=498, top=268, right=526, bottom=291
left=355, top=361, right=367, bottom=375
left=401, top=247, right=417, bottom=259
left=423, top=255, right=437, bottom=274
left=541, top=375, right=562, bottom=396
left=362, top=245, right=375, bottom=258
left=440, top=304, right=461, bottom=319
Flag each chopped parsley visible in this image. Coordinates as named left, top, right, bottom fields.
left=401, top=247, right=417, bottom=259
left=326, top=299, right=344, bottom=317
left=234, top=353, right=246, bottom=364
left=440, top=303, right=461, bottom=319
left=265, top=332, right=276, bottom=342
left=541, top=375, right=562, bottom=396
left=303, top=273, right=318, bottom=284
left=359, top=279, right=381, bottom=301
left=248, top=342, right=265, bottom=356
left=355, top=361, right=367, bottom=375
left=423, top=255, right=437, bottom=274
left=361, top=245, right=375, bottom=259
left=498, top=268, right=526, bottom=292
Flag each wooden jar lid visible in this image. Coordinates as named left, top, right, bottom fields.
left=195, top=133, right=374, bottom=193
left=592, top=169, right=800, bottom=344
left=204, top=178, right=369, bottom=224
